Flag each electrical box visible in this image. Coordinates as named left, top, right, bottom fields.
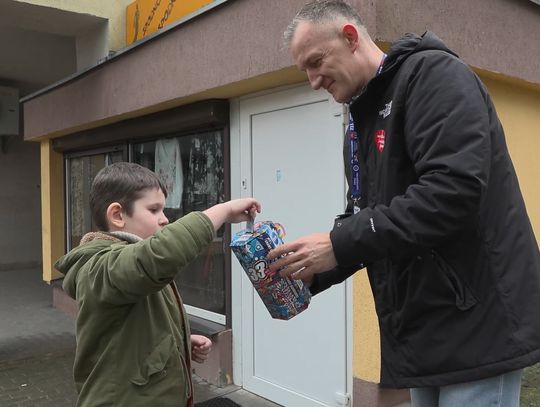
left=0, top=86, right=19, bottom=136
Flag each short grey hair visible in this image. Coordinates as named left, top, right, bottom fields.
left=284, top=0, right=367, bottom=46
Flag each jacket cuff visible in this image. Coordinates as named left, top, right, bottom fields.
left=308, top=265, right=360, bottom=295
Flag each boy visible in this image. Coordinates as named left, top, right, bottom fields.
left=55, top=162, right=260, bottom=407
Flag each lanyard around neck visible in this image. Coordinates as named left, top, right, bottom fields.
left=346, top=108, right=361, bottom=213
left=347, top=53, right=387, bottom=213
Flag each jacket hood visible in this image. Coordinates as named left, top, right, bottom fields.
left=383, top=31, right=458, bottom=74
left=55, top=231, right=138, bottom=299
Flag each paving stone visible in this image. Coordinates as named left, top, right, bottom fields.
left=0, top=268, right=282, bottom=407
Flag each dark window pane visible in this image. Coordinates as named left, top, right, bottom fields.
left=67, top=152, right=123, bottom=249
left=133, top=130, right=226, bottom=315
left=176, top=240, right=225, bottom=314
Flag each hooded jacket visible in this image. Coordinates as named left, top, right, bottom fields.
left=313, top=32, right=540, bottom=388
left=55, top=212, right=215, bottom=406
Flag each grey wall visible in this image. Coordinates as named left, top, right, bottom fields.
left=0, top=25, right=77, bottom=96
left=22, top=0, right=540, bottom=141
left=0, top=136, right=41, bottom=271
left=372, top=0, right=540, bottom=84
left=76, top=20, right=109, bottom=72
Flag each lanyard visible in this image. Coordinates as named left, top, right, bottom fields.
left=347, top=109, right=361, bottom=213
left=347, top=54, right=387, bottom=214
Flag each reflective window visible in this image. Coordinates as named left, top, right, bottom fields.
left=133, top=130, right=226, bottom=315
left=65, top=131, right=227, bottom=317
left=67, top=150, right=124, bottom=249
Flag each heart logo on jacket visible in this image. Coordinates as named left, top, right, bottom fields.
left=375, top=130, right=386, bottom=153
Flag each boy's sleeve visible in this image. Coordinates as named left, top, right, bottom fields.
left=90, top=211, right=215, bottom=304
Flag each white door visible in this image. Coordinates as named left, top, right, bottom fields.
left=231, top=85, right=352, bottom=407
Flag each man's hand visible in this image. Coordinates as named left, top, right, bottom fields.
left=267, top=233, right=338, bottom=283
left=191, top=335, right=212, bottom=364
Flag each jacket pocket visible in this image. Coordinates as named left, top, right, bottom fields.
left=130, top=334, right=176, bottom=386
left=431, top=250, right=478, bottom=311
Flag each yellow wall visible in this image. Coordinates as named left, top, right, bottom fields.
left=353, top=269, right=381, bottom=382
left=353, top=74, right=540, bottom=383
left=480, top=75, right=540, bottom=236
left=16, top=0, right=132, bottom=51
left=40, top=140, right=65, bottom=282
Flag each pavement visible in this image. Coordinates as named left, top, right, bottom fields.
left=0, top=267, right=280, bottom=407
left=1, top=268, right=536, bottom=406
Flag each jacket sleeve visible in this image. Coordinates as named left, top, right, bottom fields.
left=331, top=52, right=491, bottom=266
left=309, top=265, right=360, bottom=295
left=88, top=212, right=215, bottom=304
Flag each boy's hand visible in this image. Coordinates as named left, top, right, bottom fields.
left=191, top=334, right=212, bottom=364
left=224, top=198, right=261, bottom=223
left=203, top=198, right=261, bottom=231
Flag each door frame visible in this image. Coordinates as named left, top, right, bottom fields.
left=229, top=83, right=353, bottom=403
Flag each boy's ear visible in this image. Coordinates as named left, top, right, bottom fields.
left=106, top=202, right=125, bottom=229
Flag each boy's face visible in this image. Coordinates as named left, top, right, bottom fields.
left=122, top=188, right=169, bottom=239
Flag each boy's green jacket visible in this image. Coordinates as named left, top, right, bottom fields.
left=55, top=212, right=215, bottom=407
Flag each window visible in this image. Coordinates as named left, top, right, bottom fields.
left=132, top=130, right=227, bottom=316
left=66, top=148, right=125, bottom=249
left=59, top=100, right=230, bottom=325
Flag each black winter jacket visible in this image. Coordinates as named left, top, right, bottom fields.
left=312, top=32, right=540, bottom=388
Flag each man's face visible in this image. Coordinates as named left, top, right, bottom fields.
left=290, top=21, right=362, bottom=103
left=122, top=187, right=169, bottom=239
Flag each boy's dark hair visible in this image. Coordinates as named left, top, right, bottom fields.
left=90, top=162, right=168, bottom=231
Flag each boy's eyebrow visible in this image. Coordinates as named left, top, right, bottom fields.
left=147, top=201, right=165, bottom=208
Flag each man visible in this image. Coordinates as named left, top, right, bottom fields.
left=268, top=1, right=540, bottom=405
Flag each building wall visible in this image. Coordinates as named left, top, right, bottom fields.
left=0, top=137, right=41, bottom=272
left=374, top=0, right=540, bottom=85
left=22, top=0, right=540, bottom=141
left=15, top=0, right=133, bottom=52
left=484, top=75, right=540, bottom=235
left=0, top=25, right=77, bottom=94
left=353, top=270, right=380, bottom=382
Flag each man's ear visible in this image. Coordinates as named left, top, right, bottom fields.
left=106, top=202, right=125, bottom=229
left=342, top=23, right=359, bottom=50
